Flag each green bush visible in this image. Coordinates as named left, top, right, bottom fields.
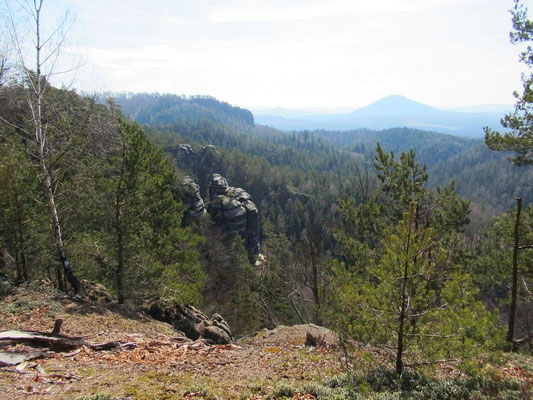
left=271, top=382, right=296, bottom=398
left=183, top=385, right=216, bottom=400
left=74, top=394, right=113, bottom=400
left=299, top=381, right=349, bottom=399
left=302, top=368, right=529, bottom=400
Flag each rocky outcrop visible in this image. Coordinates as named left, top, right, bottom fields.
left=208, top=174, right=230, bottom=198
left=181, top=176, right=206, bottom=225
left=172, top=144, right=260, bottom=260
left=199, top=145, right=217, bottom=158
left=175, top=144, right=196, bottom=171
left=82, top=280, right=115, bottom=303
left=175, top=144, right=218, bottom=174
left=142, top=301, right=233, bottom=344
left=207, top=174, right=260, bottom=260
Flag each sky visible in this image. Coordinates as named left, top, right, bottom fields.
left=7, top=0, right=529, bottom=110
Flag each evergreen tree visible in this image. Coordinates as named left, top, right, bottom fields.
left=225, top=236, right=261, bottom=335
left=485, top=0, right=533, bottom=165
left=97, top=121, right=204, bottom=304
left=258, top=220, right=301, bottom=326
left=328, top=148, right=497, bottom=374
left=474, top=204, right=533, bottom=351
left=0, top=139, right=49, bottom=281
left=329, top=206, right=499, bottom=375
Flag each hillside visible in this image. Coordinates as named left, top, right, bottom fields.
left=2, top=2, right=533, bottom=399
left=113, top=92, right=530, bottom=217
left=0, top=281, right=342, bottom=399
left=111, top=93, right=254, bottom=128
left=306, top=127, right=533, bottom=212
left=1, top=282, right=532, bottom=400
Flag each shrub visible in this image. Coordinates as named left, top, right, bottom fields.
left=271, top=382, right=296, bottom=398
left=75, top=394, right=113, bottom=400
left=309, top=368, right=529, bottom=400
left=183, top=385, right=216, bottom=400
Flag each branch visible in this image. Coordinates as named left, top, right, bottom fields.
left=405, top=358, right=460, bottom=367
left=409, top=303, right=449, bottom=318
left=0, top=116, right=32, bottom=140
left=513, top=333, right=533, bottom=346
left=403, top=333, right=459, bottom=338
left=523, top=277, right=532, bottom=296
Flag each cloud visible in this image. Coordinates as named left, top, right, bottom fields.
left=63, top=0, right=519, bottom=108
left=208, top=0, right=476, bottom=23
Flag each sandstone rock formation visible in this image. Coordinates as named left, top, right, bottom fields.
left=173, top=144, right=260, bottom=260
left=207, top=174, right=260, bottom=260
left=181, top=176, right=206, bottom=225
left=143, top=300, right=233, bottom=344
left=175, top=144, right=196, bottom=170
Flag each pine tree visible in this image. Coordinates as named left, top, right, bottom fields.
left=328, top=148, right=498, bottom=374
left=484, top=0, right=533, bottom=166
left=98, top=121, right=204, bottom=304
left=329, top=206, right=499, bottom=374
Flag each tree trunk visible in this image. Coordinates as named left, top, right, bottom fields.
left=39, top=153, right=82, bottom=296
left=307, top=230, right=323, bottom=325
left=507, top=197, right=522, bottom=352
left=396, top=208, right=414, bottom=375
left=14, top=192, right=28, bottom=281
left=115, top=181, right=125, bottom=304
left=116, top=207, right=125, bottom=304
left=396, top=258, right=409, bottom=375
left=31, top=1, right=82, bottom=298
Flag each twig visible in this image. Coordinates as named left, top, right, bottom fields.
left=405, top=358, right=460, bottom=367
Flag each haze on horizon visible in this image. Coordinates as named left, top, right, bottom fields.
left=10, top=0, right=528, bottom=111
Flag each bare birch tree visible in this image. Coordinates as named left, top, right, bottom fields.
left=1, top=0, right=83, bottom=296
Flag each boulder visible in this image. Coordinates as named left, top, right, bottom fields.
left=82, top=280, right=115, bottom=303
left=142, top=300, right=233, bottom=344
left=202, top=325, right=231, bottom=345
left=211, top=313, right=232, bottom=338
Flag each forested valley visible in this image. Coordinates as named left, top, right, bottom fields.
left=1, top=1, right=533, bottom=399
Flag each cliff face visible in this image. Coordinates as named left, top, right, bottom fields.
left=181, top=176, right=206, bottom=225
left=207, top=174, right=260, bottom=261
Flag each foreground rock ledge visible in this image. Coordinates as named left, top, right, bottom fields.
left=142, top=300, right=233, bottom=344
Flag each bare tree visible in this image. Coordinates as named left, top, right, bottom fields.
left=0, top=0, right=83, bottom=296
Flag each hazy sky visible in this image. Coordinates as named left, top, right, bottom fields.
left=16, top=0, right=528, bottom=109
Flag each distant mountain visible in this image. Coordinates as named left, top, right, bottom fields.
left=444, top=104, right=513, bottom=114
left=110, top=93, right=254, bottom=127
left=250, top=106, right=353, bottom=118
left=254, top=95, right=506, bottom=138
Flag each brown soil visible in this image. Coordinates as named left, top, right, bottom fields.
left=0, top=284, right=344, bottom=400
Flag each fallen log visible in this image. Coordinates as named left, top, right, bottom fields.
left=0, top=330, right=137, bottom=352
left=0, top=319, right=138, bottom=366
left=88, top=341, right=137, bottom=351
left=0, top=351, right=43, bottom=367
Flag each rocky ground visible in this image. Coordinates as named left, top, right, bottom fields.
left=0, top=282, right=344, bottom=400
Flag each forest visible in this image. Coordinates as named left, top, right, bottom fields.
left=0, top=0, right=533, bottom=399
